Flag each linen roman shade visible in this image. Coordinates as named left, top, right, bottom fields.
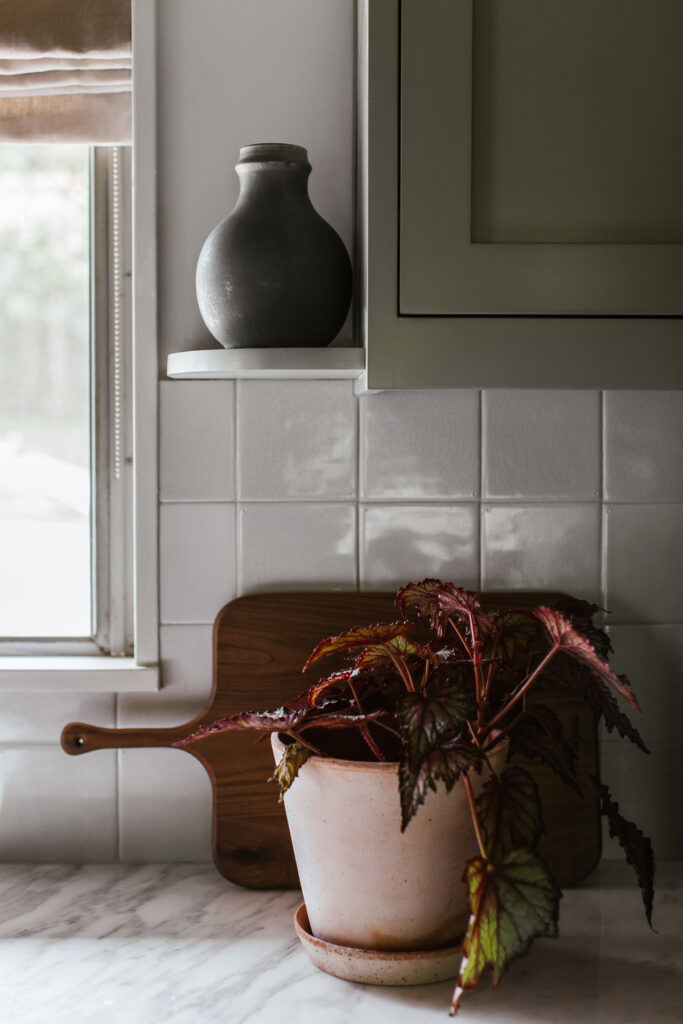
left=0, top=0, right=131, bottom=143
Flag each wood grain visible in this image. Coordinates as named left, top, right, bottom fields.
left=61, top=591, right=601, bottom=889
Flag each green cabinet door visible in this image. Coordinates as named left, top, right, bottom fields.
left=360, top=0, right=682, bottom=388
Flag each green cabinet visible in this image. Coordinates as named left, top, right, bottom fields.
left=359, top=0, right=683, bottom=389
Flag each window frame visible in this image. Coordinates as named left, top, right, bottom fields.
left=0, top=0, right=159, bottom=691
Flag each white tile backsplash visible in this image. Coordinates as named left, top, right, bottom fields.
left=160, top=381, right=235, bottom=501
left=605, top=392, right=683, bottom=501
left=160, top=502, right=237, bottom=623
left=240, top=502, right=356, bottom=592
left=360, top=390, right=480, bottom=499
left=119, top=625, right=214, bottom=728
left=118, top=748, right=212, bottom=862
left=0, top=694, right=114, bottom=746
left=237, top=380, right=357, bottom=500
left=7, top=384, right=683, bottom=863
left=483, top=390, right=601, bottom=499
left=360, top=503, right=479, bottom=590
left=600, top=741, right=681, bottom=861
left=0, top=748, right=117, bottom=861
left=482, top=502, right=602, bottom=602
left=605, top=504, right=683, bottom=622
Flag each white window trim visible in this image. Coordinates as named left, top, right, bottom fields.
left=0, top=0, right=159, bottom=692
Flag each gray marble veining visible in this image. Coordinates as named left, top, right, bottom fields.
left=0, top=862, right=680, bottom=1024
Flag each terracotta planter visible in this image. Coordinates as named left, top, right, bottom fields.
left=271, top=733, right=506, bottom=953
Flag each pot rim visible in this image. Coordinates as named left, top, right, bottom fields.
left=271, top=731, right=508, bottom=774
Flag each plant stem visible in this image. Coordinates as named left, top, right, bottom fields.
left=466, top=610, right=485, bottom=727
left=349, top=679, right=364, bottom=714
left=359, top=723, right=387, bottom=761
left=388, top=647, right=415, bottom=692
left=373, top=718, right=402, bottom=740
left=463, top=772, right=487, bottom=860
left=483, top=644, right=560, bottom=737
left=288, top=729, right=324, bottom=757
left=449, top=618, right=472, bottom=658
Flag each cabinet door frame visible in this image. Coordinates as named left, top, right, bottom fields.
left=358, top=0, right=682, bottom=391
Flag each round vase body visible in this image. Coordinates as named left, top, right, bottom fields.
left=196, top=143, right=352, bottom=348
left=272, top=733, right=506, bottom=952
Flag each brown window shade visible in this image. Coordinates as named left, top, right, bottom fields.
left=0, top=0, right=131, bottom=143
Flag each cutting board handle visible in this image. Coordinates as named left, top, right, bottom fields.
left=61, top=721, right=191, bottom=755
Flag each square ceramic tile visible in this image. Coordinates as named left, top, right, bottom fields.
left=118, top=625, right=214, bottom=728
left=360, top=390, right=479, bottom=499
left=118, top=748, right=212, bottom=861
left=240, top=503, right=356, bottom=592
left=605, top=392, right=683, bottom=501
left=160, top=503, right=237, bottom=624
left=0, top=694, right=114, bottom=746
left=483, top=504, right=601, bottom=603
left=360, top=504, right=479, bottom=590
left=600, top=741, right=682, bottom=860
left=604, top=504, right=683, bottom=623
left=0, top=747, right=117, bottom=861
left=483, top=390, right=601, bottom=499
left=602, top=625, right=683, bottom=754
left=237, top=380, right=357, bottom=500
left=160, top=381, right=235, bottom=501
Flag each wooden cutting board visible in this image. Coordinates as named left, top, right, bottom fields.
left=62, top=591, right=601, bottom=889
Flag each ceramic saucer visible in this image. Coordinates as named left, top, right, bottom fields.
left=293, top=903, right=460, bottom=986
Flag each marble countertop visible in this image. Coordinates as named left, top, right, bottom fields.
left=0, top=861, right=680, bottom=1024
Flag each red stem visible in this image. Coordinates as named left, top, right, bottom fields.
left=463, top=772, right=487, bottom=860
left=483, top=644, right=560, bottom=738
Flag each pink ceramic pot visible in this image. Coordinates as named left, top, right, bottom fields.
left=271, top=733, right=506, bottom=952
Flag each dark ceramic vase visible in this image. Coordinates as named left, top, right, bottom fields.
left=196, top=143, right=352, bottom=348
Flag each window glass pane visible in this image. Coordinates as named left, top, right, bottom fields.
left=0, top=144, right=91, bottom=637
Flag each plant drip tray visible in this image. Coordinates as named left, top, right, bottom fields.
left=293, top=904, right=460, bottom=986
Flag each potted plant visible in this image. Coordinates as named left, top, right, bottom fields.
left=177, top=580, right=654, bottom=1015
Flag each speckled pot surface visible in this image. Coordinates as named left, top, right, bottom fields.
left=196, top=143, right=352, bottom=349
left=272, top=733, right=506, bottom=953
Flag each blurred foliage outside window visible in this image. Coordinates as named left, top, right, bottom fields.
left=0, top=144, right=91, bottom=637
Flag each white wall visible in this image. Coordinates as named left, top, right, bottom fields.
left=0, top=0, right=681, bottom=867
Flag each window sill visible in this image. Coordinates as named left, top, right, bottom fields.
left=0, top=657, right=160, bottom=692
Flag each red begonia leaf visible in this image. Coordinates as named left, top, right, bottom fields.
left=301, top=621, right=412, bottom=672
left=174, top=707, right=307, bottom=746
left=594, top=780, right=655, bottom=927
left=491, top=610, right=539, bottom=661
left=507, top=704, right=581, bottom=794
left=534, top=606, right=641, bottom=711
left=305, top=670, right=354, bottom=707
left=477, top=766, right=544, bottom=860
left=353, top=634, right=435, bottom=671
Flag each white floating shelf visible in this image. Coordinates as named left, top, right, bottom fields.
left=167, top=347, right=365, bottom=381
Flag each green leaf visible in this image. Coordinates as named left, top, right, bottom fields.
left=451, top=850, right=560, bottom=1014
left=353, top=634, right=435, bottom=671
left=395, top=578, right=445, bottom=623
left=534, top=606, right=642, bottom=711
left=594, top=779, right=655, bottom=927
left=302, top=621, right=412, bottom=672
left=507, top=705, right=582, bottom=795
left=399, top=677, right=475, bottom=754
left=398, top=735, right=481, bottom=831
left=491, top=610, right=539, bottom=661
left=476, top=766, right=544, bottom=860
left=397, top=675, right=478, bottom=828
left=269, top=740, right=312, bottom=797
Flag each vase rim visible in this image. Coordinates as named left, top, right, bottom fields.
left=238, top=143, right=310, bottom=167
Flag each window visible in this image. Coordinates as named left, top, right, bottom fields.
left=0, top=1, right=158, bottom=690
left=0, top=144, right=132, bottom=653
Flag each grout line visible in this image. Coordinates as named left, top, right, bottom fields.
left=599, top=391, right=608, bottom=620
left=154, top=495, right=683, bottom=507
left=234, top=381, right=243, bottom=597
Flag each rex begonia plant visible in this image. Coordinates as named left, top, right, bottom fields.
left=177, top=580, right=654, bottom=1015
